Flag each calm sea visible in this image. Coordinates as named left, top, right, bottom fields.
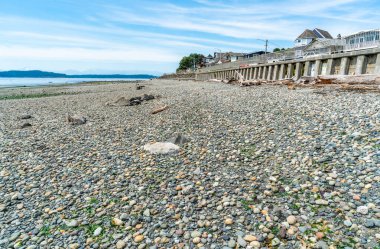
left=0, top=78, right=148, bottom=88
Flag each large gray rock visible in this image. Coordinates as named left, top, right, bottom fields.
left=143, top=142, right=179, bottom=154
left=67, top=115, right=87, bottom=125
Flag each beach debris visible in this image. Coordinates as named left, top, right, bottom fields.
left=136, top=84, right=145, bottom=90
left=20, top=122, right=32, bottom=128
left=67, top=115, right=87, bottom=125
left=20, top=114, right=32, bottom=120
left=168, top=133, right=189, bottom=145
left=287, top=84, right=296, bottom=90
left=112, top=94, right=156, bottom=106
left=128, top=96, right=143, bottom=106
left=151, top=105, right=168, bottom=114
left=143, top=142, right=179, bottom=154
left=339, top=84, right=380, bottom=92
left=114, top=97, right=131, bottom=106
left=142, top=94, right=155, bottom=101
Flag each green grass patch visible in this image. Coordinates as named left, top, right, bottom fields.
left=240, top=144, right=256, bottom=157
left=240, top=198, right=256, bottom=211
left=0, top=92, right=80, bottom=100
left=40, top=224, right=51, bottom=236
left=88, top=197, right=99, bottom=204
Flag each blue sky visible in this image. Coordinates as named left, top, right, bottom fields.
left=0, top=0, right=379, bottom=75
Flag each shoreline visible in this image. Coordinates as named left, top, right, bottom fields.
left=0, top=79, right=150, bottom=90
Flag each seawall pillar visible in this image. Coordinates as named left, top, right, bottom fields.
left=267, top=66, right=273, bottom=80
left=295, top=62, right=301, bottom=80
left=355, top=55, right=365, bottom=75
left=262, top=66, right=267, bottom=79
left=287, top=64, right=294, bottom=78
left=258, top=67, right=262, bottom=79
left=279, top=64, right=285, bottom=79
left=340, top=57, right=349, bottom=75
left=315, top=60, right=322, bottom=76
left=273, top=65, right=279, bottom=80
left=326, top=59, right=334, bottom=75
left=303, top=61, right=310, bottom=76
left=374, top=53, right=380, bottom=74
left=253, top=67, right=258, bottom=79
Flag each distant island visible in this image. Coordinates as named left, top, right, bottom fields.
left=0, top=70, right=157, bottom=79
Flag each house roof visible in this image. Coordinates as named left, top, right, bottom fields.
left=343, top=29, right=380, bottom=39
left=297, top=28, right=333, bottom=39
left=314, top=28, right=333, bottom=39
left=297, top=29, right=317, bottom=39
left=226, top=52, right=245, bottom=57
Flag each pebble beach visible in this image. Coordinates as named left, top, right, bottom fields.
left=0, top=79, right=379, bottom=248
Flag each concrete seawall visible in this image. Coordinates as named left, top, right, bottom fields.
left=196, top=48, right=380, bottom=81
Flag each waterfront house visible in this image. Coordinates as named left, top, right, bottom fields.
left=203, top=54, right=214, bottom=66
left=303, top=38, right=344, bottom=57
left=227, top=52, right=245, bottom=62
left=244, top=51, right=266, bottom=58
left=344, top=29, right=380, bottom=51
left=294, top=28, right=333, bottom=57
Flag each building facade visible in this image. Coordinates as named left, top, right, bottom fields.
left=344, top=29, right=380, bottom=51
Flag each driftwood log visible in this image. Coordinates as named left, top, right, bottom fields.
left=151, top=105, right=168, bottom=114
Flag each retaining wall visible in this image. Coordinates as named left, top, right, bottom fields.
left=196, top=48, right=380, bottom=81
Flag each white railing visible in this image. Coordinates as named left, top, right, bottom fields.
left=344, top=41, right=380, bottom=51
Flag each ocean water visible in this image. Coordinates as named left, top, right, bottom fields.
left=0, top=78, right=148, bottom=88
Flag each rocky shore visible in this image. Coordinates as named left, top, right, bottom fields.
left=0, top=79, right=379, bottom=248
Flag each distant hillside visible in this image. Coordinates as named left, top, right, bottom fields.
left=0, top=70, right=156, bottom=79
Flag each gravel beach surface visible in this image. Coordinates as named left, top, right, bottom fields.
left=0, top=79, right=379, bottom=248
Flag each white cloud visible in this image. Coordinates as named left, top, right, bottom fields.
left=0, top=45, right=180, bottom=63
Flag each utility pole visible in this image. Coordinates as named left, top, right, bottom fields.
left=256, top=39, right=269, bottom=54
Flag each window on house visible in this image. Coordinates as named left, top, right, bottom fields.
left=375, top=33, right=380, bottom=40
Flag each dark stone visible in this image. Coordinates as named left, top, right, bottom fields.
left=20, top=123, right=32, bottom=128
left=142, top=94, right=155, bottom=101
left=169, top=134, right=189, bottom=145
left=20, top=114, right=32, bottom=119
left=279, top=226, right=287, bottom=239
left=364, top=219, right=376, bottom=228
left=127, top=97, right=142, bottom=106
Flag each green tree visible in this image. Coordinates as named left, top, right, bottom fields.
left=273, top=48, right=281, bottom=52
left=177, top=53, right=204, bottom=71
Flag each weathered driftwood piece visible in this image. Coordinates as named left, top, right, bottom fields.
left=151, top=105, right=168, bottom=114
left=315, top=75, right=380, bottom=85
left=208, top=79, right=222, bottom=82
left=234, top=70, right=245, bottom=83
left=339, top=84, right=380, bottom=92
left=296, top=76, right=315, bottom=84
left=287, top=84, right=296, bottom=90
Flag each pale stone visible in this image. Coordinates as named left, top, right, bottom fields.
left=287, top=215, right=297, bottom=225
left=143, top=142, right=179, bottom=154
left=112, top=218, right=123, bottom=226
left=244, top=235, right=257, bottom=242
left=134, top=235, right=144, bottom=243
left=116, top=240, right=126, bottom=249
